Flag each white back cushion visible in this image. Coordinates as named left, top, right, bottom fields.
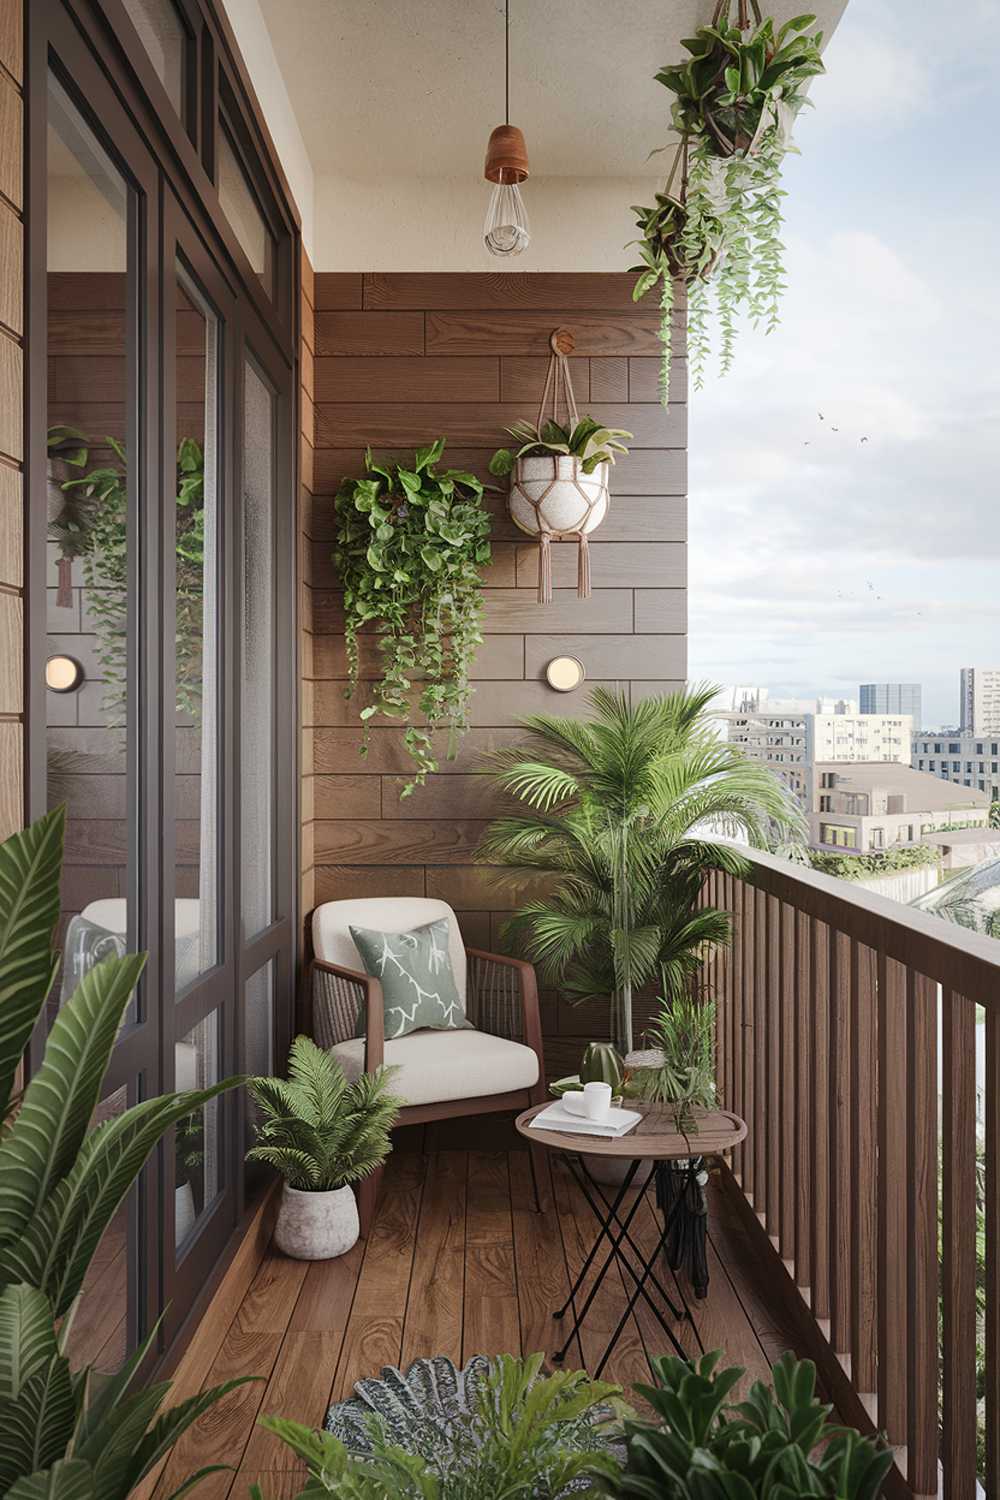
left=312, top=897, right=467, bottom=1001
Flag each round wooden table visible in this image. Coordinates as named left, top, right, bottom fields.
left=515, top=1103, right=747, bottom=1377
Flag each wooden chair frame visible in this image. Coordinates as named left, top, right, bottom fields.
left=308, top=945, right=549, bottom=1231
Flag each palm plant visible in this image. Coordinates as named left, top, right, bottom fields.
left=246, top=1036, right=401, bottom=1191
left=0, top=806, right=247, bottom=1495
left=477, top=685, right=802, bottom=1054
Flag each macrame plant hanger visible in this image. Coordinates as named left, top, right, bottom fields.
left=511, top=328, right=606, bottom=605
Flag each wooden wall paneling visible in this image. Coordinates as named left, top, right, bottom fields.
left=0, top=2, right=22, bottom=844
left=306, top=273, right=687, bottom=1069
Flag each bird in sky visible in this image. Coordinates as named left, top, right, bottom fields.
left=860, top=436, right=869, bottom=443
left=818, top=411, right=824, bottom=421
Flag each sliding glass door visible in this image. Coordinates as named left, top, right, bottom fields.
left=29, top=0, right=297, bottom=1366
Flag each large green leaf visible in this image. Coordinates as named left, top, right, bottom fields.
left=0, top=1354, right=78, bottom=1490
left=0, top=1079, right=240, bottom=1313
left=0, top=952, right=147, bottom=1257
left=4, top=1457, right=96, bottom=1499
left=123, top=1377, right=260, bottom=1489
left=0, top=808, right=65, bottom=1116
left=0, top=1284, right=58, bottom=1400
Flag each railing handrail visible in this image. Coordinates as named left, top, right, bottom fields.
left=734, top=844, right=1000, bottom=1002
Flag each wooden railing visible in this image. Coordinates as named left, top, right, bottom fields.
left=701, top=848, right=1000, bottom=1500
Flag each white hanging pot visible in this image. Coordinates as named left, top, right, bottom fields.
left=507, top=328, right=612, bottom=603
left=510, top=455, right=609, bottom=603
left=273, top=1182, right=360, bottom=1260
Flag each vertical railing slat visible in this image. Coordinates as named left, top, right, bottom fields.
left=742, top=882, right=755, bottom=1202
left=829, top=929, right=852, bottom=1358
left=754, top=886, right=767, bottom=1218
left=810, top=919, right=831, bottom=1324
left=767, top=893, right=781, bottom=1243
left=794, top=908, right=811, bottom=1293
left=906, top=970, right=939, bottom=1495
left=877, top=950, right=907, bottom=1445
left=732, top=877, right=746, bottom=1185
left=779, top=900, right=795, bottom=1265
left=941, top=988, right=978, bottom=1499
left=850, top=942, right=876, bottom=1395
left=986, top=1005, right=1000, bottom=1495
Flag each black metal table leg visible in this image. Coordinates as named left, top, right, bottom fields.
left=553, top=1158, right=641, bottom=1319
left=551, top=1159, right=651, bottom=1362
left=591, top=1162, right=698, bottom=1378
left=570, top=1157, right=684, bottom=1320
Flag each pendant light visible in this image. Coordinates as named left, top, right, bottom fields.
left=483, top=0, right=530, bottom=256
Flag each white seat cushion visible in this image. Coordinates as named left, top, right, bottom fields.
left=330, top=1027, right=538, bottom=1108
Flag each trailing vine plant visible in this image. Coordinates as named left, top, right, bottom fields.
left=333, top=440, right=492, bottom=794
left=631, top=1, right=824, bottom=399
left=48, top=425, right=206, bottom=724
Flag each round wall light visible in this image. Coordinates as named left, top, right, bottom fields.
left=45, top=654, right=85, bottom=693
left=545, top=656, right=586, bottom=693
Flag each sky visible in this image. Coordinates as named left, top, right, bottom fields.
left=686, top=0, right=1000, bottom=730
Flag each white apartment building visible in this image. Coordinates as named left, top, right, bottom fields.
left=811, top=763, right=989, bottom=853
left=724, top=709, right=911, bottom=806
left=912, top=731, right=1000, bottom=804
left=960, top=666, right=1000, bottom=735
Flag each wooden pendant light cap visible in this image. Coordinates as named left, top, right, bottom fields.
left=485, top=124, right=529, bottom=184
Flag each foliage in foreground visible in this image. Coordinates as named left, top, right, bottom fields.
left=249, top=1353, right=623, bottom=1498
left=0, top=807, right=246, bottom=1495
left=607, top=1350, right=892, bottom=1499
left=333, top=440, right=492, bottom=792
left=478, top=685, right=802, bottom=1053
left=246, top=1036, right=402, bottom=1191
left=0, top=1283, right=253, bottom=1499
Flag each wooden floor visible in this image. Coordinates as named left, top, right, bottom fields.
left=153, top=1115, right=812, bottom=1499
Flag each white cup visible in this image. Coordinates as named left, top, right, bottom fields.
left=563, top=1081, right=612, bottom=1122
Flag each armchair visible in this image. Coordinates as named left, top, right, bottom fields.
left=308, top=897, right=548, bottom=1230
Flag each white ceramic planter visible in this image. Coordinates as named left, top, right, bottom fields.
left=509, top=455, right=609, bottom=538
left=175, top=1182, right=196, bottom=1246
left=273, top=1183, right=360, bottom=1260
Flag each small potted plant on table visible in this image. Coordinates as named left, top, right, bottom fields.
left=247, top=1036, right=402, bottom=1259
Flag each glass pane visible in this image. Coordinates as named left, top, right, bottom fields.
left=245, top=959, right=273, bottom=1119
left=242, top=360, right=275, bottom=936
left=218, top=123, right=274, bottom=296
left=45, top=73, right=135, bottom=1027
left=174, top=267, right=220, bottom=990
left=176, top=1011, right=221, bottom=1252
left=65, top=1083, right=133, bottom=1373
left=119, top=0, right=186, bottom=117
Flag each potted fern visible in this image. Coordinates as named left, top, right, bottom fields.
left=247, top=1037, right=402, bottom=1260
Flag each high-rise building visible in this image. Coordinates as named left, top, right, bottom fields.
left=960, top=667, right=1000, bottom=735
left=912, top=731, right=1000, bottom=804
left=860, top=682, right=922, bottom=723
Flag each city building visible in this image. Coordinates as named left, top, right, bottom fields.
left=724, top=709, right=911, bottom=804
left=810, top=763, right=989, bottom=853
left=913, top=731, right=1000, bottom=803
left=960, top=666, right=1000, bottom=735
left=859, top=682, right=922, bottom=722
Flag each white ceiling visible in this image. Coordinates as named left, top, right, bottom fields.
left=258, top=0, right=848, bottom=182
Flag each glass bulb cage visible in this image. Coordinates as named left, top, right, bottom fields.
left=484, top=173, right=530, bottom=257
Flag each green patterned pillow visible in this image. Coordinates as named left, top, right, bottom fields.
left=349, top=918, right=469, bottom=1041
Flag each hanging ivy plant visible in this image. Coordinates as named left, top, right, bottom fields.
left=48, top=425, right=206, bottom=724
left=632, top=3, right=824, bottom=397
left=333, top=439, right=492, bottom=794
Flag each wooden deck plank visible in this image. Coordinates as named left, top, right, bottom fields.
left=331, top=1152, right=425, bottom=1402
left=238, top=1331, right=344, bottom=1476
left=509, top=1150, right=577, bottom=1367
left=463, top=1151, right=520, bottom=1361
left=400, top=1151, right=467, bottom=1366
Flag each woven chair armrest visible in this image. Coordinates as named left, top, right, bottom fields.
left=311, top=959, right=385, bottom=1070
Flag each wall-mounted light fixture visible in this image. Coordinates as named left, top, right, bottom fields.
left=482, top=0, right=530, bottom=257
left=545, top=656, right=586, bottom=693
left=45, top=654, right=85, bottom=693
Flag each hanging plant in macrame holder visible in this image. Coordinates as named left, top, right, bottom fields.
left=490, top=331, right=631, bottom=604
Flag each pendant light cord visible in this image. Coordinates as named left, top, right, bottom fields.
left=504, top=0, right=510, bottom=124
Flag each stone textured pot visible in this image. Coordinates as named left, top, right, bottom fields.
left=509, top=455, right=609, bottom=538
left=273, top=1183, right=359, bottom=1260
